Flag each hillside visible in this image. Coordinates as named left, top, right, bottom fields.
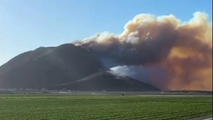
left=0, top=43, right=160, bottom=91
left=0, top=44, right=105, bottom=89
left=48, top=71, right=159, bottom=91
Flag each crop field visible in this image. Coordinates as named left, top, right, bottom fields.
left=0, top=94, right=212, bottom=120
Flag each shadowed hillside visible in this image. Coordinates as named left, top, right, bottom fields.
left=0, top=43, right=160, bottom=91
left=48, top=71, right=159, bottom=91
left=0, top=44, right=105, bottom=89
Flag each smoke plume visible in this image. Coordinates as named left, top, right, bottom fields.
left=74, top=12, right=212, bottom=91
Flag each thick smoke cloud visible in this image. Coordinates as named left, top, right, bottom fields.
left=75, top=12, right=212, bottom=91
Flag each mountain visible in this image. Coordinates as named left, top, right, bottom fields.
left=0, top=44, right=105, bottom=89
left=0, top=43, right=160, bottom=91
left=48, top=71, right=159, bottom=91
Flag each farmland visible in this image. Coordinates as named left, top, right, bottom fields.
left=0, top=94, right=212, bottom=120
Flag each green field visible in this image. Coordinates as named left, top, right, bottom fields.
left=0, top=94, right=212, bottom=120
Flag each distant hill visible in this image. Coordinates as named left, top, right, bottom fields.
left=0, top=44, right=105, bottom=89
left=0, top=43, right=160, bottom=91
left=48, top=71, right=159, bottom=91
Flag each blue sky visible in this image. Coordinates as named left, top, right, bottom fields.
left=0, top=0, right=212, bottom=65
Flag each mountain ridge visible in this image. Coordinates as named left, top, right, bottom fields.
left=0, top=43, right=160, bottom=91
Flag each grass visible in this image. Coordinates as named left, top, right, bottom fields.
left=0, top=94, right=212, bottom=120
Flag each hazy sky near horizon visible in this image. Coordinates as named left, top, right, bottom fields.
left=0, top=0, right=212, bottom=65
